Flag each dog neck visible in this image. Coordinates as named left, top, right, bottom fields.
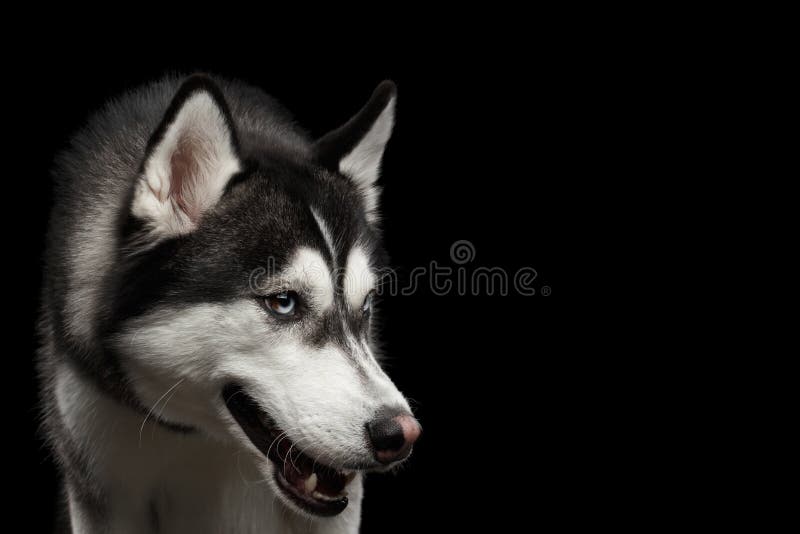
left=52, top=362, right=363, bottom=534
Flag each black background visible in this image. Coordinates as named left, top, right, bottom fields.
left=9, top=34, right=589, bottom=533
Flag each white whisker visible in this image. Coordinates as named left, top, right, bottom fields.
left=138, top=378, right=184, bottom=448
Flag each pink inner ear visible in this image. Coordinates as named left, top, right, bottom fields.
left=169, top=137, right=201, bottom=223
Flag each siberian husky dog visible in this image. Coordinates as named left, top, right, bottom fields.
left=38, top=74, right=420, bottom=534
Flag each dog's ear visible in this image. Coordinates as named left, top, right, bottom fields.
left=314, top=81, right=396, bottom=222
left=131, top=75, right=241, bottom=238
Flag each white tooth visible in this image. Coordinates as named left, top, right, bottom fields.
left=312, top=490, right=344, bottom=502
left=304, top=473, right=318, bottom=493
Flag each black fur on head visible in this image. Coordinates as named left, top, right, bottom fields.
left=110, top=75, right=391, bottom=332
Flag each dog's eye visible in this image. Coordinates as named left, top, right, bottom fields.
left=264, top=292, right=297, bottom=317
left=362, top=291, right=375, bottom=314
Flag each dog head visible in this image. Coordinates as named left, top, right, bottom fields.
left=110, top=75, right=420, bottom=517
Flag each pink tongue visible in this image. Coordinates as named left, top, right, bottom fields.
left=276, top=439, right=349, bottom=497
left=282, top=454, right=313, bottom=491
left=281, top=457, right=348, bottom=497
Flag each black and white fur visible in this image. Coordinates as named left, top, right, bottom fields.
left=38, top=74, right=411, bottom=533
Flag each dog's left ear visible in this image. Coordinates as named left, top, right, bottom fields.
left=132, top=75, right=241, bottom=239
left=314, top=81, right=396, bottom=222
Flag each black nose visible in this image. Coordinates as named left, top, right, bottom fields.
left=367, top=412, right=421, bottom=464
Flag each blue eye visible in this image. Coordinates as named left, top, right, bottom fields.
left=362, top=291, right=374, bottom=314
left=265, top=292, right=297, bottom=317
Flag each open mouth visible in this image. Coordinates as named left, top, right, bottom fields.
left=222, top=385, right=356, bottom=516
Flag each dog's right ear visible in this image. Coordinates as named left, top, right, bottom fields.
left=131, top=75, right=241, bottom=239
left=314, top=81, right=396, bottom=223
